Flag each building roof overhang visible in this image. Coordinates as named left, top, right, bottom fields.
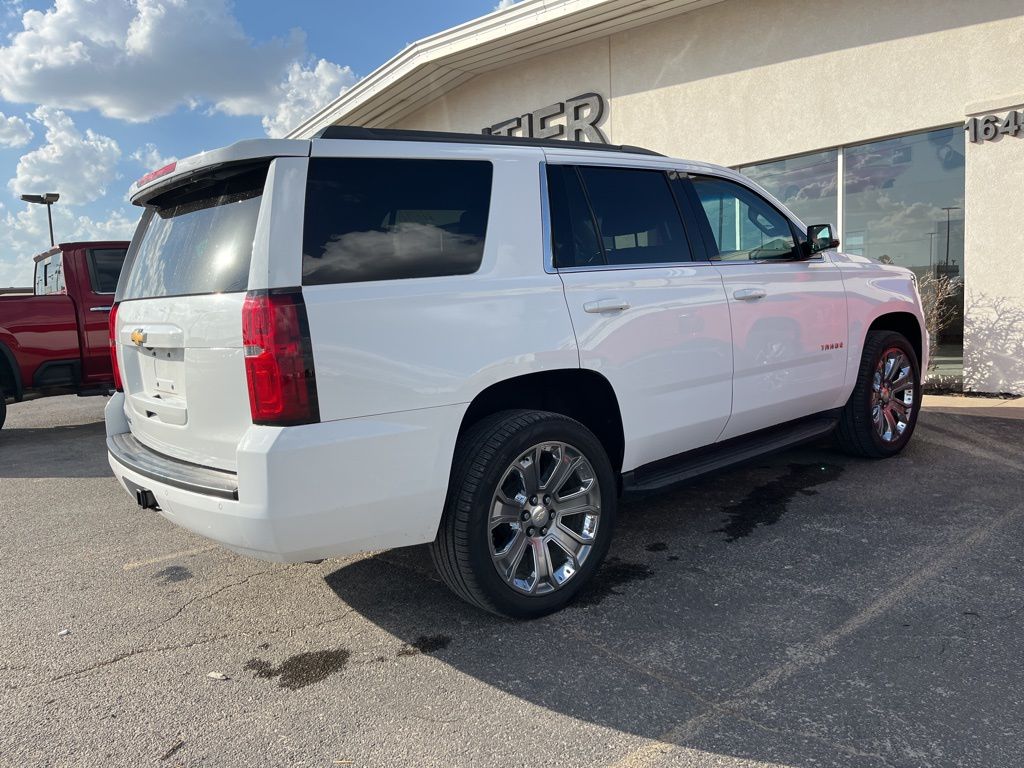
left=286, top=0, right=725, bottom=139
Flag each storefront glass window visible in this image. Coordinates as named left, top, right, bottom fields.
left=739, top=149, right=838, bottom=228
left=844, top=127, right=965, bottom=377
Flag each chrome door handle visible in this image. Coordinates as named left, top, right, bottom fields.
left=733, top=288, right=767, bottom=301
left=583, top=299, right=631, bottom=314
left=89, top=306, right=112, bottom=312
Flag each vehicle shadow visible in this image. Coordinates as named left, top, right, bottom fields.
left=0, top=420, right=112, bottom=478
left=324, top=420, right=1024, bottom=767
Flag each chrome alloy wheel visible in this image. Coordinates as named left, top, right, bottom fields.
left=871, top=347, right=915, bottom=443
left=488, top=442, right=601, bottom=595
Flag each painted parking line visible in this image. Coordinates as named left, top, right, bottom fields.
left=606, top=501, right=1024, bottom=768
left=122, top=545, right=218, bottom=571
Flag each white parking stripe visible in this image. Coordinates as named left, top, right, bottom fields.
left=122, top=545, right=218, bottom=571
left=605, top=502, right=1024, bottom=768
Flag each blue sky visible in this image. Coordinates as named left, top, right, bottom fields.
left=0, top=0, right=514, bottom=286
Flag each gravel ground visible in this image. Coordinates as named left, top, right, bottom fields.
left=1, top=394, right=1022, bottom=768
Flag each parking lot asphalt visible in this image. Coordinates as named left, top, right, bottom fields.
left=2, top=395, right=1023, bottom=768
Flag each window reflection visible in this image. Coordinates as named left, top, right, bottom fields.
left=844, top=127, right=965, bottom=369
left=844, top=127, right=964, bottom=279
left=740, top=149, right=838, bottom=228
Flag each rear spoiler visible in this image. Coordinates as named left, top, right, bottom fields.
left=129, top=139, right=311, bottom=205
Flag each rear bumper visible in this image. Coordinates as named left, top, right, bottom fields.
left=107, top=433, right=238, bottom=500
left=105, top=396, right=465, bottom=563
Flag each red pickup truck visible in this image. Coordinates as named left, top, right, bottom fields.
left=0, top=241, right=129, bottom=429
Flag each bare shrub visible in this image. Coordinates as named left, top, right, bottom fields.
left=917, top=273, right=958, bottom=371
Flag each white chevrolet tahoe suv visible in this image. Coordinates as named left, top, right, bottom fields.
left=106, top=127, right=927, bottom=618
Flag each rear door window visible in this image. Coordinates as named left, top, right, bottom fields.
left=87, top=248, right=127, bottom=294
left=117, top=163, right=268, bottom=300
left=302, top=157, right=493, bottom=285
left=546, top=165, right=603, bottom=268
left=547, top=165, right=694, bottom=268
left=577, top=166, right=693, bottom=266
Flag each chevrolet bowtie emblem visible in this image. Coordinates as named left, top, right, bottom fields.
left=130, top=329, right=147, bottom=346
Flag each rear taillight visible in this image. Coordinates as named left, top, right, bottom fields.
left=242, top=289, right=319, bottom=426
left=108, top=302, right=123, bottom=392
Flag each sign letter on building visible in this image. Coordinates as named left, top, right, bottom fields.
left=483, top=93, right=607, bottom=143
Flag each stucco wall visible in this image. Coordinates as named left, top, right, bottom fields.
left=392, top=0, right=1024, bottom=392
left=963, top=95, right=1024, bottom=394
left=396, top=37, right=612, bottom=139
left=397, top=0, right=1024, bottom=164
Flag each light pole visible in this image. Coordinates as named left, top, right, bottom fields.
left=926, top=232, right=936, bottom=273
left=940, top=206, right=960, bottom=269
left=20, top=193, right=59, bottom=247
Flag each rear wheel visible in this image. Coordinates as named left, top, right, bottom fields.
left=836, top=330, right=920, bottom=458
left=0, top=385, right=6, bottom=430
left=430, top=410, right=617, bottom=619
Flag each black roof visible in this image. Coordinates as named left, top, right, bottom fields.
left=314, top=125, right=663, bottom=156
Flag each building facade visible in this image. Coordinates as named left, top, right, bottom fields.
left=291, top=0, right=1024, bottom=394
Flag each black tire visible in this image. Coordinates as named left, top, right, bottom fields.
left=0, top=385, right=6, bottom=430
left=430, top=409, right=617, bottom=619
left=836, top=330, right=921, bottom=458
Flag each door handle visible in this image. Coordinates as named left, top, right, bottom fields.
left=733, top=288, right=767, bottom=301
left=583, top=299, right=631, bottom=314
left=89, top=306, right=112, bottom=312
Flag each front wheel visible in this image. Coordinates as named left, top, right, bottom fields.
left=430, top=410, right=617, bottom=619
left=0, top=385, right=6, bottom=430
left=836, top=330, right=921, bottom=458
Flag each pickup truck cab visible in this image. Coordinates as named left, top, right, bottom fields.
left=106, top=129, right=927, bottom=618
left=0, top=241, right=129, bottom=428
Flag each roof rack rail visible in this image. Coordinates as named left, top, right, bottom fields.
left=313, top=125, right=664, bottom=156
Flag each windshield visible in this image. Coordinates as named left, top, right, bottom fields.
left=117, top=163, right=268, bottom=301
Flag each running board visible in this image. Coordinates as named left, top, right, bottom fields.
left=622, top=415, right=839, bottom=496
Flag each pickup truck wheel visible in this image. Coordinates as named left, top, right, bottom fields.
left=836, top=330, right=920, bottom=458
left=430, top=409, right=617, bottom=619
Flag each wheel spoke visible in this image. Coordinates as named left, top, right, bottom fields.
left=555, top=476, right=594, bottom=503
left=890, top=400, right=908, bottom=422
left=883, top=406, right=898, bottom=437
left=544, top=451, right=581, bottom=496
left=872, top=403, right=885, bottom=434
left=530, top=537, right=553, bottom=592
left=555, top=501, right=598, bottom=517
left=490, top=498, right=523, bottom=527
left=885, top=353, right=905, bottom=384
left=890, top=369, right=913, bottom=392
left=552, top=521, right=590, bottom=550
left=495, top=532, right=528, bottom=582
left=515, top=449, right=541, bottom=494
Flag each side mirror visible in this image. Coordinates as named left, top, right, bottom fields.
left=807, top=224, right=840, bottom=253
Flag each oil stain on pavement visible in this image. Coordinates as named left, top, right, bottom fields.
left=244, top=649, right=350, bottom=690
left=152, top=565, right=192, bottom=584
left=715, top=462, right=844, bottom=542
left=396, top=634, right=452, bottom=657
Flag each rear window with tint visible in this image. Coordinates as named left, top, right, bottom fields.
left=117, top=164, right=268, bottom=300
left=302, top=157, right=492, bottom=285
left=87, top=248, right=126, bottom=294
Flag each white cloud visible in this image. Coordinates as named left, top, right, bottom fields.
left=0, top=0, right=354, bottom=136
left=130, top=142, right=175, bottom=170
left=8, top=107, right=121, bottom=205
left=495, top=0, right=520, bottom=9
left=0, top=111, right=32, bottom=147
left=261, top=59, right=356, bottom=138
